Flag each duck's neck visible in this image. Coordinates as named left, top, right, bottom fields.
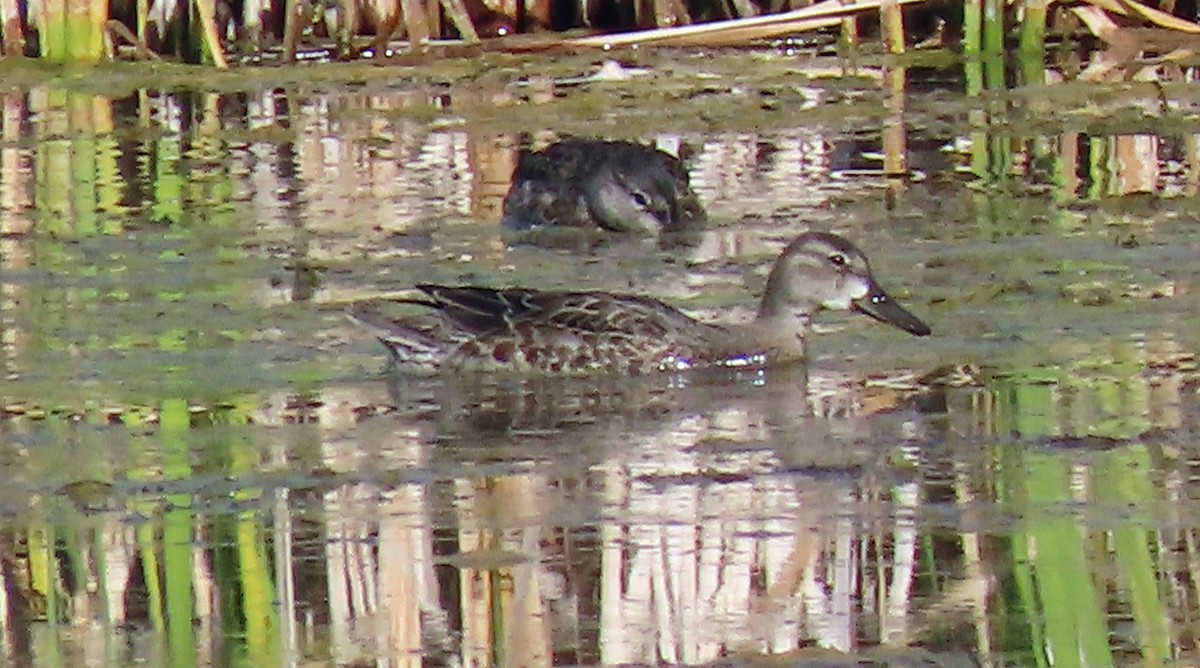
left=743, top=310, right=811, bottom=363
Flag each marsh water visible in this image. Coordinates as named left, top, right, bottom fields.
left=2, top=50, right=1200, bottom=666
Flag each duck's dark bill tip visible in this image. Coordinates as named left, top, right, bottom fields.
left=905, top=320, right=932, bottom=337
left=853, top=294, right=931, bottom=337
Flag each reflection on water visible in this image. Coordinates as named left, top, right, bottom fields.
left=3, top=56, right=1200, bottom=665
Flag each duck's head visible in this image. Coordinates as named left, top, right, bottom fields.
left=582, top=161, right=694, bottom=235
left=758, top=232, right=931, bottom=336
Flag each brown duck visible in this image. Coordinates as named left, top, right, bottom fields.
left=348, top=232, right=930, bottom=375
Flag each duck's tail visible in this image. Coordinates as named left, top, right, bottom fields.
left=346, top=303, right=448, bottom=369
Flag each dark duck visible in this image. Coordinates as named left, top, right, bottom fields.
left=501, top=139, right=706, bottom=236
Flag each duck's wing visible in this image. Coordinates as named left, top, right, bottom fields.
left=417, top=285, right=718, bottom=340
left=346, top=302, right=467, bottom=368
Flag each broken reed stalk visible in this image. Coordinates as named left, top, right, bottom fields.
left=192, top=0, right=229, bottom=66
left=1081, top=0, right=1200, bottom=32
left=106, top=19, right=161, bottom=59
left=440, top=0, right=481, bottom=43
left=568, top=0, right=929, bottom=47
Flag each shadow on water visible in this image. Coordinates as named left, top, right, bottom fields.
left=2, top=49, right=1200, bottom=665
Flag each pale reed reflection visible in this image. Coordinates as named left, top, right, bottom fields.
left=285, top=365, right=933, bottom=664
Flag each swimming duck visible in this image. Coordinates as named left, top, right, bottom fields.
left=348, top=232, right=930, bottom=375
left=501, top=139, right=705, bottom=235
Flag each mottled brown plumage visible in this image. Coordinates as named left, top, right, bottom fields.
left=349, top=232, right=931, bottom=375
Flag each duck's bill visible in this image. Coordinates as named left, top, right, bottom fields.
left=852, top=290, right=931, bottom=336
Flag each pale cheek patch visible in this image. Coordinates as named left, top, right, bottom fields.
left=823, top=278, right=867, bottom=310
left=847, top=278, right=870, bottom=299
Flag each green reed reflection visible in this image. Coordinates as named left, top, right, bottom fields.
left=1095, top=448, right=1171, bottom=666
left=1018, top=453, right=1115, bottom=668
left=162, top=400, right=197, bottom=668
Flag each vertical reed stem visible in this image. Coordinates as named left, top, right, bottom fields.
left=840, top=17, right=857, bottom=53
left=1019, top=0, right=1047, bottom=85
left=38, top=0, right=67, bottom=60
left=882, top=65, right=907, bottom=180
left=963, top=0, right=980, bottom=57
left=282, top=0, right=303, bottom=61
left=880, top=0, right=903, bottom=55
left=400, top=0, right=431, bottom=51
left=336, top=0, right=358, bottom=57
left=136, top=0, right=148, bottom=45
left=85, top=0, right=109, bottom=59
left=1, top=0, right=25, bottom=54
left=243, top=0, right=267, bottom=49
left=982, top=0, right=1003, bottom=55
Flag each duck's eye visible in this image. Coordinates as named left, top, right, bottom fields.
left=631, top=191, right=652, bottom=209
left=829, top=253, right=847, bottom=267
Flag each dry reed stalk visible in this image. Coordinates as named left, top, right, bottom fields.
left=192, top=0, right=229, bottom=66
left=106, top=18, right=162, bottom=58
left=242, top=0, right=268, bottom=47
left=1, top=0, right=24, bottom=55
left=1073, top=4, right=1200, bottom=79
left=399, top=0, right=431, bottom=50
left=282, top=0, right=303, bottom=60
left=439, top=0, right=481, bottom=42
left=365, top=0, right=483, bottom=50
left=841, top=15, right=856, bottom=49
left=1083, top=0, right=1200, bottom=33
left=136, top=0, right=147, bottom=43
left=882, top=66, right=906, bottom=180
left=88, top=0, right=109, bottom=57
left=879, top=0, right=903, bottom=54
left=728, top=0, right=759, bottom=18
left=568, top=0, right=928, bottom=47
left=338, top=0, right=360, bottom=54
left=695, top=16, right=842, bottom=44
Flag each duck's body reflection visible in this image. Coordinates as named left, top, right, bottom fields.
left=384, top=361, right=922, bottom=469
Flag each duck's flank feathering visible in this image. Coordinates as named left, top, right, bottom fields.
left=348, top=232, right=930, bottom=375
